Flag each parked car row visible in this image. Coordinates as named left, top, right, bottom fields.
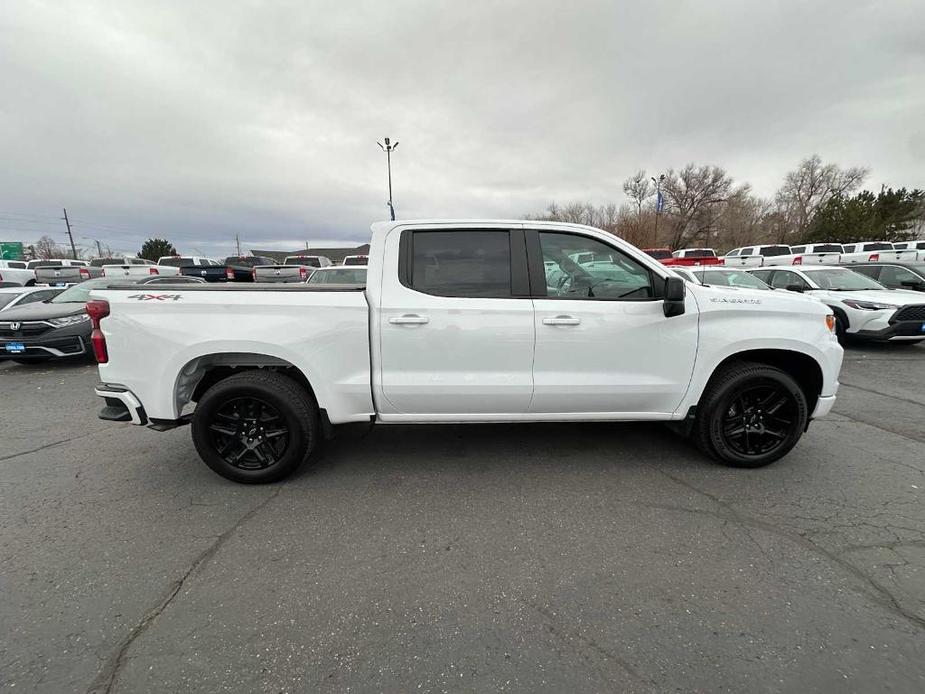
left=644, top=241, right=925, bottom=269
left=671, top=262, right=925, bottom=344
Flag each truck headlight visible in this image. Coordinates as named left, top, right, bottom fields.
left=841, top=299, right=897, bottom=311
left=48, top=314, right=91, bottom=327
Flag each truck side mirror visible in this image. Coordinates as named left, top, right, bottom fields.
left=785, top=284, right=804, bottom=293
left=663, top=276, right=686, bottom=317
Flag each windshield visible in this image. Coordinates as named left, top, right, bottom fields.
left=805, top=268, right=886, bottom=290
left=759, top=246, right=791, bottom=257
left=51, top=279, right=113, bottom=303
left=27, top=260, right=65, bottom=269
left=0, top=294, right=19, bottom=309
left=285, top=257, right=321, bottom=267
left=681, top=249, right=717, bottom=258
left=306, top=268, right=367, bottom=284
left=697, top=269, right=770, bottom=290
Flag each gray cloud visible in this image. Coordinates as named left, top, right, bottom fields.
left=1, top=0, right=922, bottom=257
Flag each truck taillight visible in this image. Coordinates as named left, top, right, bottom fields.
left=299, top=266, right=308, bottom=281
left=79, top=267, right=91, bottom=280
left=149, top=267, right=159, bottom=275
left=792, top=256, right=803, bottom=265
left=225, top=267, right=234, bottom=281
left=868, top=253, right=879, bottom=262
left=86, top=300, right=110, bottom=364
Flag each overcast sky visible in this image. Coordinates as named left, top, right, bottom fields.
left=1, top=0, right=922, bottom=257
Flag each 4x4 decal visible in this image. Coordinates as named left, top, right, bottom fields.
left=126, top=293, right=183, bottom=301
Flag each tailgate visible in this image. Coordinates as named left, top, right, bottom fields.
left=35, top=267, right=86, bottom=285
left=102, top=265, right=154, bottom=278
left=179, top=266, right=228, bottom=281
left=254, top=266, right=304, bottom=281
left=794, top=252, right=841, bottom=265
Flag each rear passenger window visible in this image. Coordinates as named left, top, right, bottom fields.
left=770, top=271, right=807, bottom=290
left=409, top=231, right=512, bottom=297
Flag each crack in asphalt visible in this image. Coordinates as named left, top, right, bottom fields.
left=648, top=465, right=925, bottom=632
left=0, top=429, right=109, bottom=463
left=520, top=599, right=656, bottom=691
left=86, top=488, right=282, bottom=694
left=839, top=380, right=925, bottom=409
left=827, top=409, right=925, bottom=446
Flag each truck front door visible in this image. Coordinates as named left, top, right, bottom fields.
left=377, top=228, right=535, bottom=416
left=527, top=229, right=698, bottom=416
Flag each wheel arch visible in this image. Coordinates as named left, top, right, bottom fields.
left=175, top=351, right=322, bottom=420
left=704, top=349, right=823, bottom=414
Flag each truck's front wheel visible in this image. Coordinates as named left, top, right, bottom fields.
left=694, top=361, right=808, bottom=468
left=191, top=370, right=318, bottom=483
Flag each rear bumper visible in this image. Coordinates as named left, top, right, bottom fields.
left=95, top=383, right=147, bottom=425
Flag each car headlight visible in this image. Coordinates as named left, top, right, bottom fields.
left=48, top=314, right=91, bottom=327
left=841, top=299, right=898, bottom=311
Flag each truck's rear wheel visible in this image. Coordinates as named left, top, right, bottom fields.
left=191, top=370, right=318, bottom=483
left=694, top=361, right=808, bottom=468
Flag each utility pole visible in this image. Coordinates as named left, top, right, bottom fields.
left=650, top=174, right=665, bottom=246
left=235, top=233, right=242, bottom=257
left=62, top=207, right=78, bottom=259
left=377, top=137, right=399, bottom=221
left=94, top=239, right=103, bottom=257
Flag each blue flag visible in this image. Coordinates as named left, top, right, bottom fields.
left=656, top=191, right=665, bottom=213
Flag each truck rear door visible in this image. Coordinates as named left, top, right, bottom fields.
left=376, top=227, right=534, bottom=415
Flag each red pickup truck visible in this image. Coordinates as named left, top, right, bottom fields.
left=643, top=248, right=723, bottom=267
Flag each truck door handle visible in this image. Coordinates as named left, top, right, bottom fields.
left=389, top=314, right=430, bottom=325
left=542, top=315, right=581, bottom=326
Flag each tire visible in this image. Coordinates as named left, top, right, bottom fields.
left=694, top=361, right=808, bottom=468
left=191, top=370, right=318, bottom=483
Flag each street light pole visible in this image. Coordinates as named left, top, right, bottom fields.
left=650, top=174, right=665, bottom=246
left=377, top=137, right=399, bottom=221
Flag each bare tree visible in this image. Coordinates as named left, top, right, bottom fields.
left=622, top=170, right=653, bottom=216
left=34, top=235, right=65, bottom=260
left=660, top=164, right=739, bottom=249
left=774, top=154, right=868, bottom=242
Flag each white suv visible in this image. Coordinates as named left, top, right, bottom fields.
left=748, top=266, right=925, bottom=342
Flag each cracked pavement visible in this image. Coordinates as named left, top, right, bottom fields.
left=1, top=344, right=923, bottom=693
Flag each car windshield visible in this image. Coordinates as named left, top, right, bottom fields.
left=697, top=269, right=770, bottom=290
left=805, top=268, right=886, bottom=290
left=157, top=257, right=197, bottom=267
left=306, top=268, right=367, bottom=284
left=681, top=249, right=717, bottom=258
left=51, top=279, right=114, bottom=303
left=759, top=246, right=791, bottom=257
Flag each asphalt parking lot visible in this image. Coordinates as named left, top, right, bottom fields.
left=1, top=346, right=924, bottom=694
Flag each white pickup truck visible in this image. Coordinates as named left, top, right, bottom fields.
left=0, top=259, right=35, bottom=286
left=724, top=244, right=842, bottom=267
left=89, top=220, right=843, bottom=483
left=839, top=241, right=919, bottom=264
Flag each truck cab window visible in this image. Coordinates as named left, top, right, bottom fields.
left=538, top=232, right=653, bottom=299
left=410, top=231, right=512, bottom=297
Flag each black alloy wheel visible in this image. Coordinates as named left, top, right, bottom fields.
left=191, top=370, right=319, bottom=483
left=208, top=396, right=289, bottom=470
left=719, top=382, right=798, bottom=458
left=694, top=361, right=808, bottom=468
